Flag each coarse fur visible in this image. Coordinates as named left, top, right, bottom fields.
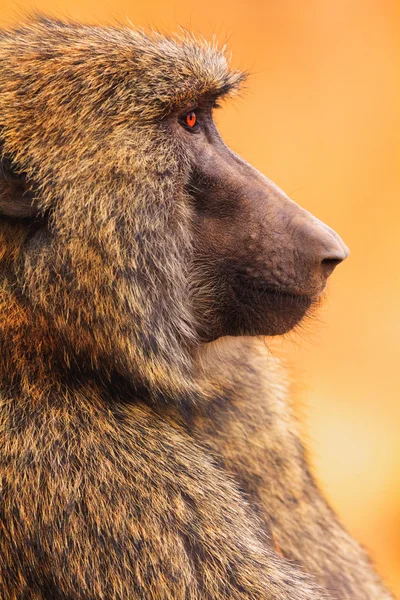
left=0, top=17, right=394, bottom=600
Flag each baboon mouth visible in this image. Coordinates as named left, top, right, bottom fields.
left=258, top=287, right=315, bottom=301
left=237, top=282, right=319, bottom=306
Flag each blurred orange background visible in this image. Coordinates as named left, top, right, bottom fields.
left=2, top=0, right=399, bottom=594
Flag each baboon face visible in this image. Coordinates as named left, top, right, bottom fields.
left=0, top=21, right=349, bottom=391
left=173, top=103, right=349, bottom=340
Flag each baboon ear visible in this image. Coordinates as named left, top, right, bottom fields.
left=0, top=146, right=39, bottom=218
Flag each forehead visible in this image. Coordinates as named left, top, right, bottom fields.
left=0, top=19, right=245, bottom=121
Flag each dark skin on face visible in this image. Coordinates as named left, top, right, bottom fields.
left=173, top=100, right=349, bottom=341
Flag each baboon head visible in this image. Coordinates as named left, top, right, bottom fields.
left=0, top=19, right=348, bottom=396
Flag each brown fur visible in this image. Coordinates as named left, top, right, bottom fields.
left=0, top=17, right=394, bottom=599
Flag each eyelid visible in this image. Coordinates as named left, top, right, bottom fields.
left=179, top=106, right=198, bottom=118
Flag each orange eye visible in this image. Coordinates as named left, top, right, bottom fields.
left=185, top=111, right=197, bottom=128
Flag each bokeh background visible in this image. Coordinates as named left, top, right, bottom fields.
left=1, top=0, right=399, bottom=593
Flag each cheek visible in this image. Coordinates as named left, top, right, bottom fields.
left=193, top=212, right=279, bottom=283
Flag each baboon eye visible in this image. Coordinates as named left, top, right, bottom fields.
left=185, top=111, right=197, bottom=127
left=180, top=110, right=200, bottom=132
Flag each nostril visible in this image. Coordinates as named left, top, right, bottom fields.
left=321, top=257, right=345, bottom=278
left=294, top=213, right=350, bottom=280
left=318, top=231, right=350, bottom=278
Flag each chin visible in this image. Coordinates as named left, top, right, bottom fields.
left=220, top=288, right=316, bottom=337
left=196, top=284, right=323, bottom=342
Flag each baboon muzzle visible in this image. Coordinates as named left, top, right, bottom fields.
left=190, top=134, right=349, bottom=299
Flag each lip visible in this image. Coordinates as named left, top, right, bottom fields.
left=241, top=283, right=320, bottom=304
left=230, top=282, right=316, bottom=316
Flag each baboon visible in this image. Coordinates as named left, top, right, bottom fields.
left=0, top=17, right=394, bottom=600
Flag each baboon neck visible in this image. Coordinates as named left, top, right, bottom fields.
left=0, top=283, right=200, bottom=405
